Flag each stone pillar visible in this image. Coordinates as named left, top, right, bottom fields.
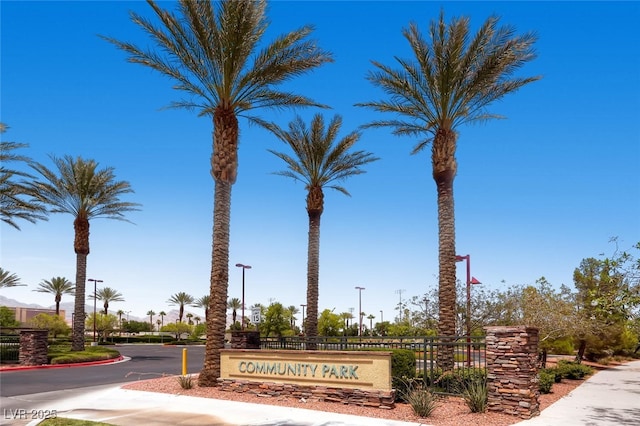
left=19, top=329, right=49, bottom=366
left=230, top=331, right=260, bottom=349
left=484, top=326, right=540, bottom=420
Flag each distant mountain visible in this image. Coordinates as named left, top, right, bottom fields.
left=0, top=295, right=43, bottom=310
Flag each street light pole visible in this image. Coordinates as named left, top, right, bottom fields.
left=235, top=263, right=251, bottom=330
left=355, top=286, right=365, bottom=337
left=87, top=278, right=103, bottom=344
left=300, top=304, right=306, bottom=335
left=455, top=255, right=481, bottom=366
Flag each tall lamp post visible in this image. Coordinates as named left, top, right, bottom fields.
left=87, top=278, right=103, bottom=343
left=455, top=255, right=481, bottom=366
left=235, top=263, right=251, bottom=330
left=300, top=304, right=306, bottom=335
left=355, top=286, right=365, bottom=337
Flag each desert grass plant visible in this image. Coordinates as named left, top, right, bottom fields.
left=177, top=374, right=194, bottom=389
left=459, top=377, right=487, bottom=413
left=397, top=377, right=439, bottom=417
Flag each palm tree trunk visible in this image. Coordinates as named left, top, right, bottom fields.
left=200, top=178, right=232, bottom=385
left=200, top=106, right=237, bottom=385
left=72, top=253, right=87, bottom=351
left=432, top=127, right=457, bottom=371
left=72, top=216, right=90, bottom=351
left=306, top=210, right=321, bottom=350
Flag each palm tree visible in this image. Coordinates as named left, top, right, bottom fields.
left=264, top=114, right=378, bottom=346
left=33, top=277, right=75, bottom=315
left=147, top=310, right=156, bottom=331
left=357, top=12, right=539, bottom=369
left=0, top=268, right=25, bottom=289
left=159, top=311, right=167, bottom=330
left=117, top=309, right=125, bottom=334
left=156, top=319, right=162, bottom=332
left=194, top=316, right=201, bottom=326
left=287, top=305, right=299, bottom=328
left=167, top=292, right=194, bottom=323
left=227, top=297, right=241, bottom=325
left=0, top=124, right=47, bottom=230
left=103, top=0, right=332, bottom=384
left=367, top=314, right=375, bottom=333
left=27, top=155, right=140, bottom=351
left=192, top=296, right=210, bottom=322
left=92, top=287, right=125, bottom=315
left=186, top=312, right=194, bottom=325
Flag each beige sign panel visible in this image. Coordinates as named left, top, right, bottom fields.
left=220, top=349, right=392, bottom=390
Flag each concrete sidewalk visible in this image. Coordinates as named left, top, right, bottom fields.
left=514, top=359, right=640, bottom=426
left=5, top=384, right=424, bottom=426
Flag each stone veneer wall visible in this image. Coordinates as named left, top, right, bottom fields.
left=217, top=378, right=396, bottom=409
left=484, top=326, right=540, bottom=419
left=19, top=329, right=49, bottom=366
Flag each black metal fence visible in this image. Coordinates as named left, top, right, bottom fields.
left=0, top=331, right=20, bottom=364
left=260, top=335, right=486, bottom=392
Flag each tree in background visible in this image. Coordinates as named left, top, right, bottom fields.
left=146, top=310, right=156, bottom=331
left=27, top=155, right=140, bottom=351
left=286, top=305, right=299, bottom=329
left=317, top=309, right=342, bottom=337
left=265, top=114, right=378, bottom=347
left=28, top=313, right=70, bottom=338
left=192, top=296, right=210, bottom=322
left=227, top=297, right=241, bottom=326
left=358, top=12, right=539, bottom=370
left=116, top=309, right=125, bottom=334
left=33, top=277, right=75, bottom=316
left=0, top=268, right=25, bottom=289
left=158, top=311, right=167, bottom=330
left=85, top=313, right=118, bottom=342
left=0, top=306, right=20, bottom=327
left=259, top=302, right=290, bottom=337
left=0, top=123, right=47, bottom=230
left=573, top=240, right=640, bottom=361
left=92, top=286, right=124, bottom=315
left=103, top=0, right=332, bottom=384
left=167, top=292, right=194, bottom=323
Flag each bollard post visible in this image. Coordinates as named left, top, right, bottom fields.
left=182, top=348, right=187, bottom=376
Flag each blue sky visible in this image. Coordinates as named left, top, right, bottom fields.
left=1, top=1, right=639, bottom=323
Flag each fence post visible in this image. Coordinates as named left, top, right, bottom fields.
left=19, top=329, right=49, bottom=366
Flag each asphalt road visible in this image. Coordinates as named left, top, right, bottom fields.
left=0, top=344, right=205, bottom=397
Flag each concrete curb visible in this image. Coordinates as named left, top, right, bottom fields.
left=0, top=355, right=125, bottom=372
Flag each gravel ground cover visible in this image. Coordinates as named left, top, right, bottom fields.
left=122, top=373, right=582, bottom=426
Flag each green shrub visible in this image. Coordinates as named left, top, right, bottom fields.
left=538, top=370, right=555, bottom=394
left=556, top=360, right=593, bottom=380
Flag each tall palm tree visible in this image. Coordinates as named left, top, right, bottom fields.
left=186, top=312, right=194, bottom=325
left=264, top=114, right=378, bottom=346
left=159, top=310, right=167, bottom=330
left=167, top=292, right=194, bottom=323
left=287, top=305, right=299, bottom=328
left=147, top=310, right=156, bottom=331
left=357, top=12, right=539, bottom=370
left=117, top=309, right=125, bottom=334
left=103, top=0, right=332, bottom=384
left=27, top=155, right=140, bottom=351
left=92, top=287, right=125, bottom=315
left=227, top=297, right=241, bottom=325
left=0, top=124, right=47, bottom=230
left=33, top=277, right=75, bottom=315
left=0, top=268, right=25, bottom=289
left=192, top=295, right=210, bottom=322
